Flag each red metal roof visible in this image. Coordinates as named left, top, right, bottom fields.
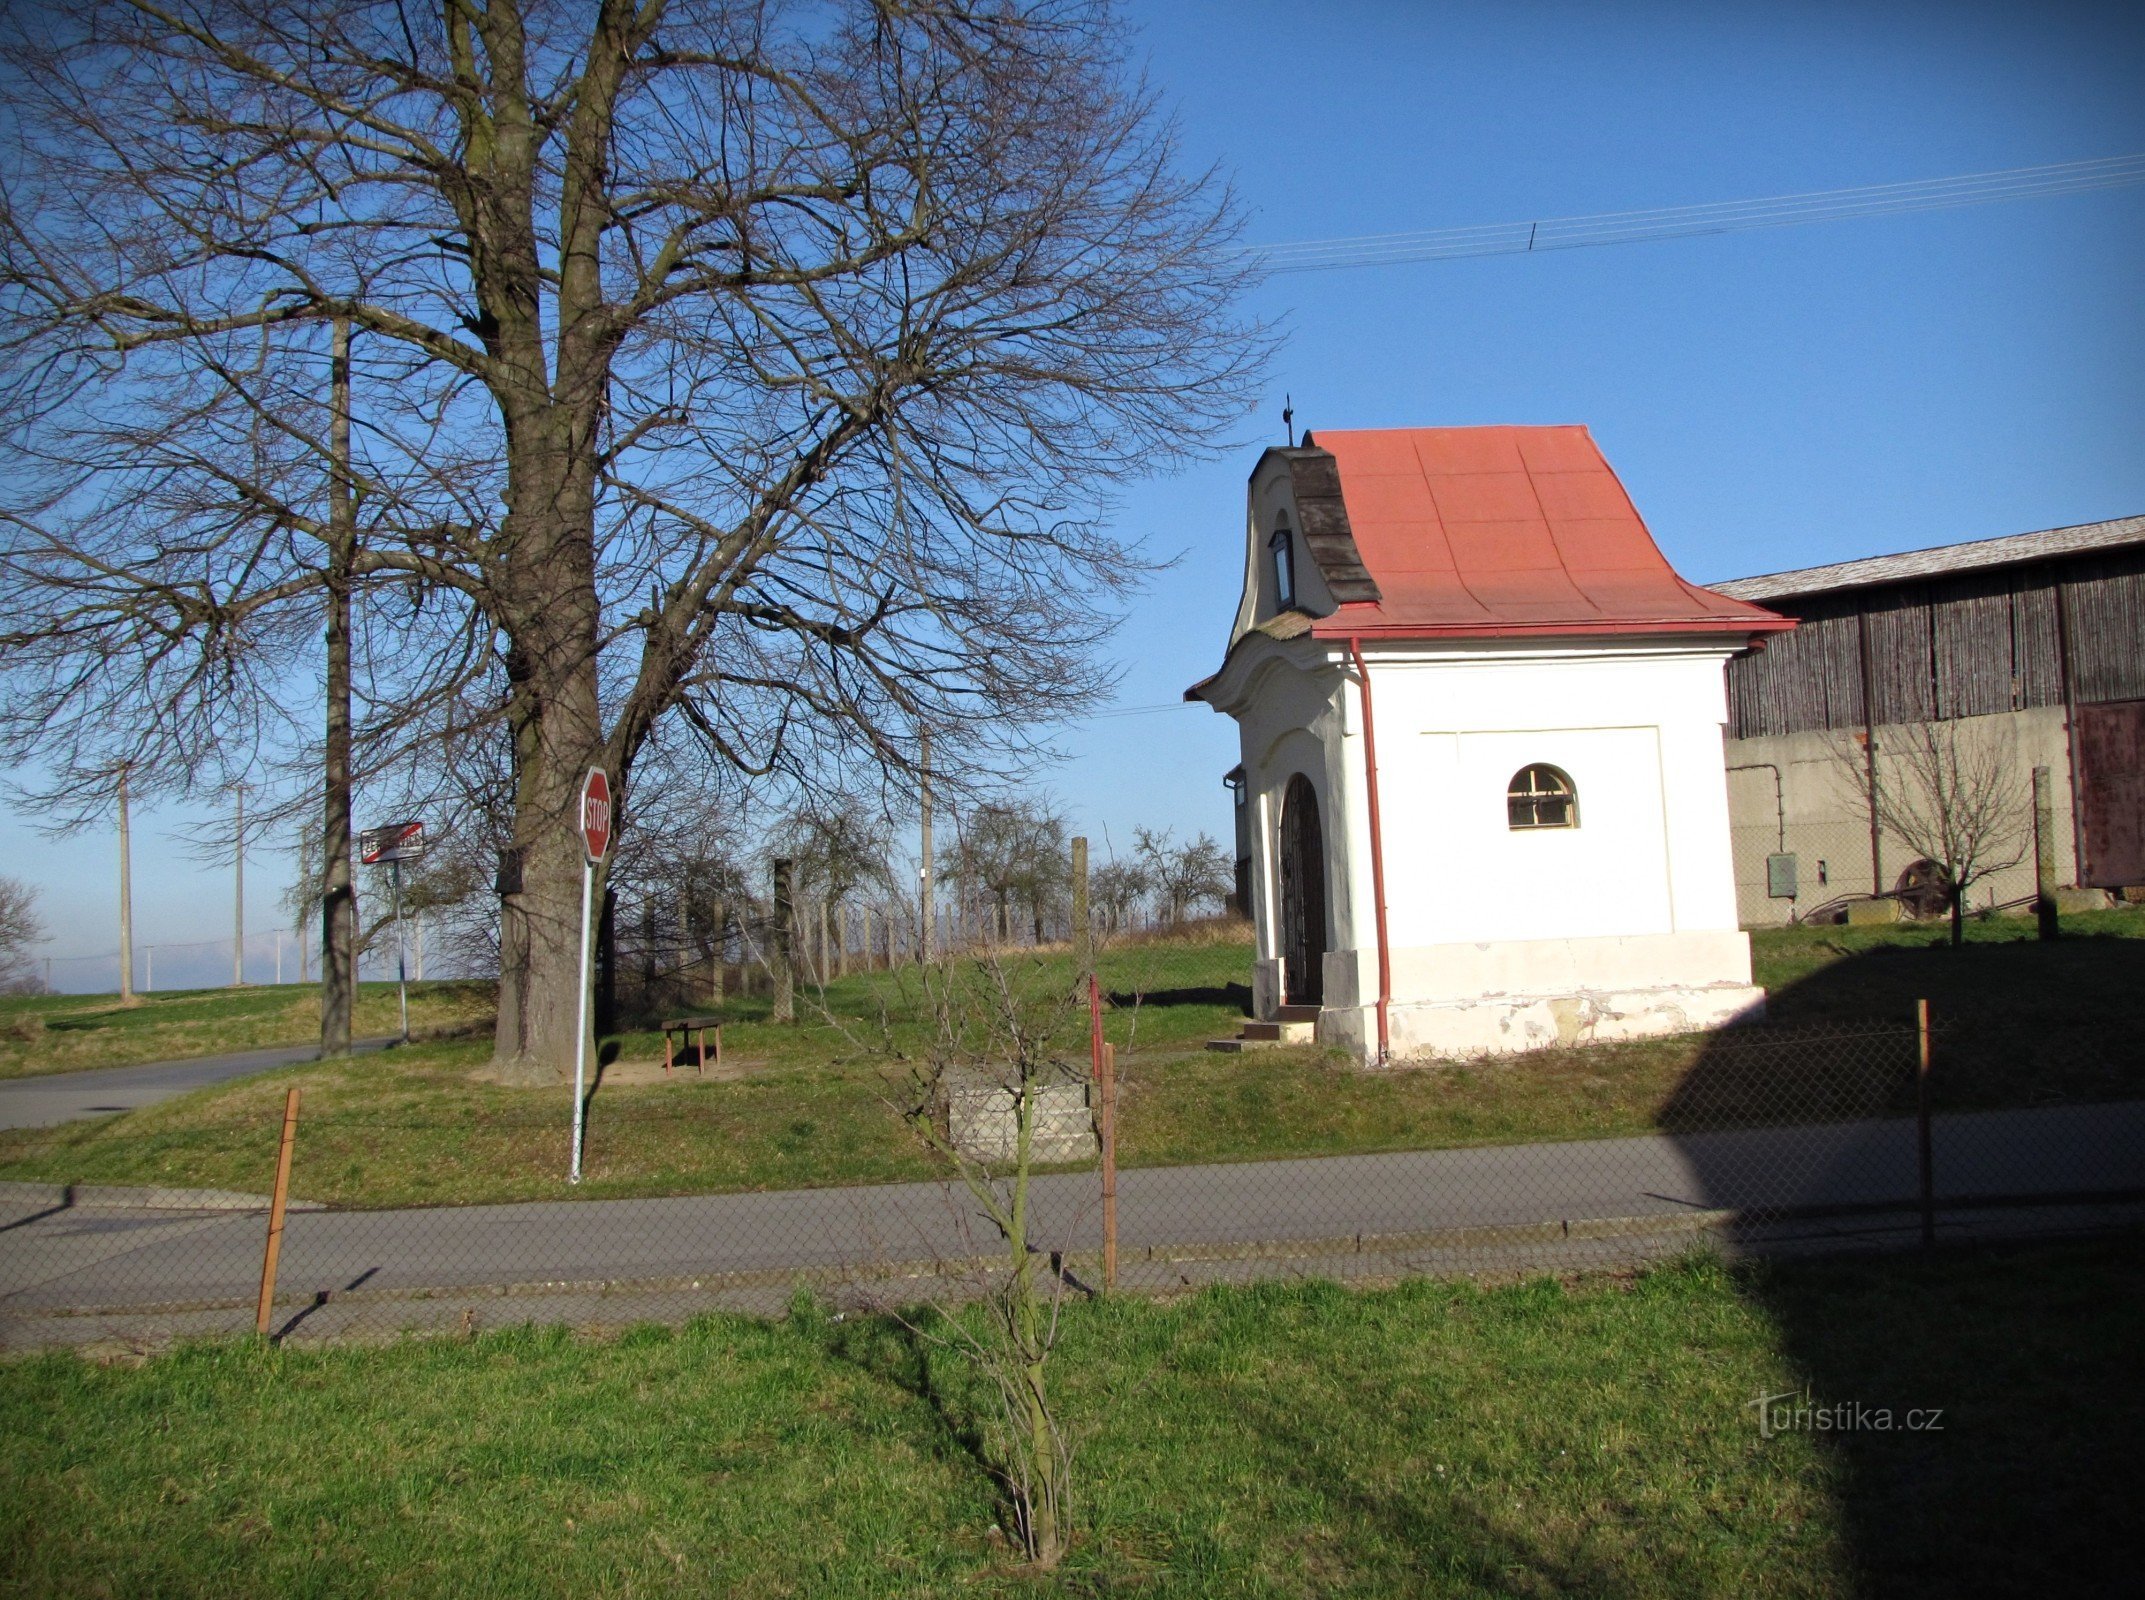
left=1301, top=426, right=1792, bottom=640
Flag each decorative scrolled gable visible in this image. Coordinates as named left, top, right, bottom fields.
left=1284, top=447, right=1382, bottom=605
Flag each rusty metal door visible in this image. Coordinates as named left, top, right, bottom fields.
left=2076, top=700, right=2145, bottom=887
left=1278, top=773, right=1327, bottom=1006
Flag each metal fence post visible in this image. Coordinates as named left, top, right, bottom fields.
left=255, top=1087, right=301, bottom=1337
left=1916, top=999, right=1935, bottom=1248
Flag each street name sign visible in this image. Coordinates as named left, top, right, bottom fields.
left=358, top=820, right=426, bottom=865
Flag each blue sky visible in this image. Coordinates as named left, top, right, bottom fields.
left=9, top=0, right=2144, bottom=988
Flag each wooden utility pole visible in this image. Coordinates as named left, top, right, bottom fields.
left=918, top=729, right=934, bottom=963
left=320, top=315, right=357, bottom=1057
left=116, top=766, right=134, bottom=1003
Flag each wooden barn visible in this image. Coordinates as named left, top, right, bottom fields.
left=1713, top=516, right=2145, bottom=925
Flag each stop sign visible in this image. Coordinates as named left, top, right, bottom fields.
left=579, top=768, right=613, bottom=863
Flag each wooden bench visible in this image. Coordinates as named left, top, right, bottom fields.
left=657, top=1015, right=724, bottom=1076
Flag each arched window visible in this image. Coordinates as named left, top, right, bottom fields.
left=1269, top=515, right=1296, bottom=609
left=1507, top=764, right=1577, bottom=830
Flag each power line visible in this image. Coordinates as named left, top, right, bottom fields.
left=1077, top=700, right=1197, bottom=721
left=1245, top=153, right=2145, bottom=274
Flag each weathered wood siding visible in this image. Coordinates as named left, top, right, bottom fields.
left=1726, top=546, right=2145, bottom=737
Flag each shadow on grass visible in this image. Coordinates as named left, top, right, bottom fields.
left=810, top=1303, right=1028, bottom=1546
left=1107, top=981, right=1252, bottom=1014
left=1661, top=933, right=2145, bottom=1596
left=1735, top=1237, right=2144, bottom=1597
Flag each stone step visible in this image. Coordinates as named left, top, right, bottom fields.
left=1206, top=1012, right=1318, bottom=1052
left=1239, top=1020, right=1317, bottom=1044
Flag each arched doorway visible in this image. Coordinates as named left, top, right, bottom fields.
left=1278, top=773, right=1327, bottom=1007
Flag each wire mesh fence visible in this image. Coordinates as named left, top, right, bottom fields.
left=2, top=1000, right=2138, bottom=1351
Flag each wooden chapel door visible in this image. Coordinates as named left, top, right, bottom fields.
left=1279, top=773, right=1327, bottom=1007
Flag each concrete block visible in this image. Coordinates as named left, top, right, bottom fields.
left=2053, top=887, right=2114, bottom=914
left=1846, top=897, right=1906, bottom=926
left=942, top=1066, right=1095, bottom=1163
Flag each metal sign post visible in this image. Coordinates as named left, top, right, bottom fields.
left=390, top=859, right=408, bottom=1042
left=358, top=821, right=427, bottom=1046
left=570, top=768, right=614, bottom=1185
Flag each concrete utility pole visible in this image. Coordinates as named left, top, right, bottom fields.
left=232, top=783, right=246, bottom=986
left=771, top=858, right=795, bottom=1022
left=116, top=766, right=135, bottom=1003
left=918, top=728, right=934, bottom=963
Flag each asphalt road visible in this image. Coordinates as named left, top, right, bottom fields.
left=4, top=1100, right=2139, bottom=1340
left=0, top=1040, right=394, bottom=1131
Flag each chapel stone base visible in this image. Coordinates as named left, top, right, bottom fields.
left=1299, top=929, right=1766, bottom=1064
left=1317, top=983, right=1767, bottom=1062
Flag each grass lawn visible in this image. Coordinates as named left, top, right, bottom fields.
left=3, top=1234, right=2138, bottom=1597
left=0, top=982, right=494, bottom=1080
left=0, top=913, right=2137, bottom=1209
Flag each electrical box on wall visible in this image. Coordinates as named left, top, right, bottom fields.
left=1766, top=852, right=1798, bottom=899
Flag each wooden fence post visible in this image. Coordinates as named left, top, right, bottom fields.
left=1100, top=1042, right=1118, bottom=1290
left=1915, top=999, right=1935, bottom=1249
left=1090, top=975, right=1116, bottom=1290
left=255, top=1087, right=301, bottom=1337
left=2032, top=766, right=2060, bottom=941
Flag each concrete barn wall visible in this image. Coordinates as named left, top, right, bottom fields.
left=1724, top=705, right=2079, bottom=927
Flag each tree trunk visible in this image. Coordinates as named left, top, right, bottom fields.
left=489, top=431, right=608, bottom=1084
left=320, top=316, right=356, bottom=1057
left=1949, top=883, right=1965, bottom=947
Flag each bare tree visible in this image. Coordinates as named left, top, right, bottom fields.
left=1088, top=856, right=1149, bottom=933
left=1133, top=826, right=1232, bottom=927
left=770, top=797, right=894, bottom=909
left=1845, top=722, right=2030, bottom=946
left=0, top=0, right=1269, bottom=1084
left=940, top=797, right=1069, bottom=942
left=893, top=946, right=1092, bottom=1567
left=0, top=876, right=43, bottom=989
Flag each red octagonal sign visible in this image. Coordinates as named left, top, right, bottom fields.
left=579, top=768, right=613, bottom=863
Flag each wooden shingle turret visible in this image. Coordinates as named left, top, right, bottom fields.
left=1282, top=448, right=1382, bottom=605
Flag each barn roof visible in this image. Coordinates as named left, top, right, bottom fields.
left=1289, top=426, right=1790, bottom=641
left=1710, top=514, right=2145, bottom=603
